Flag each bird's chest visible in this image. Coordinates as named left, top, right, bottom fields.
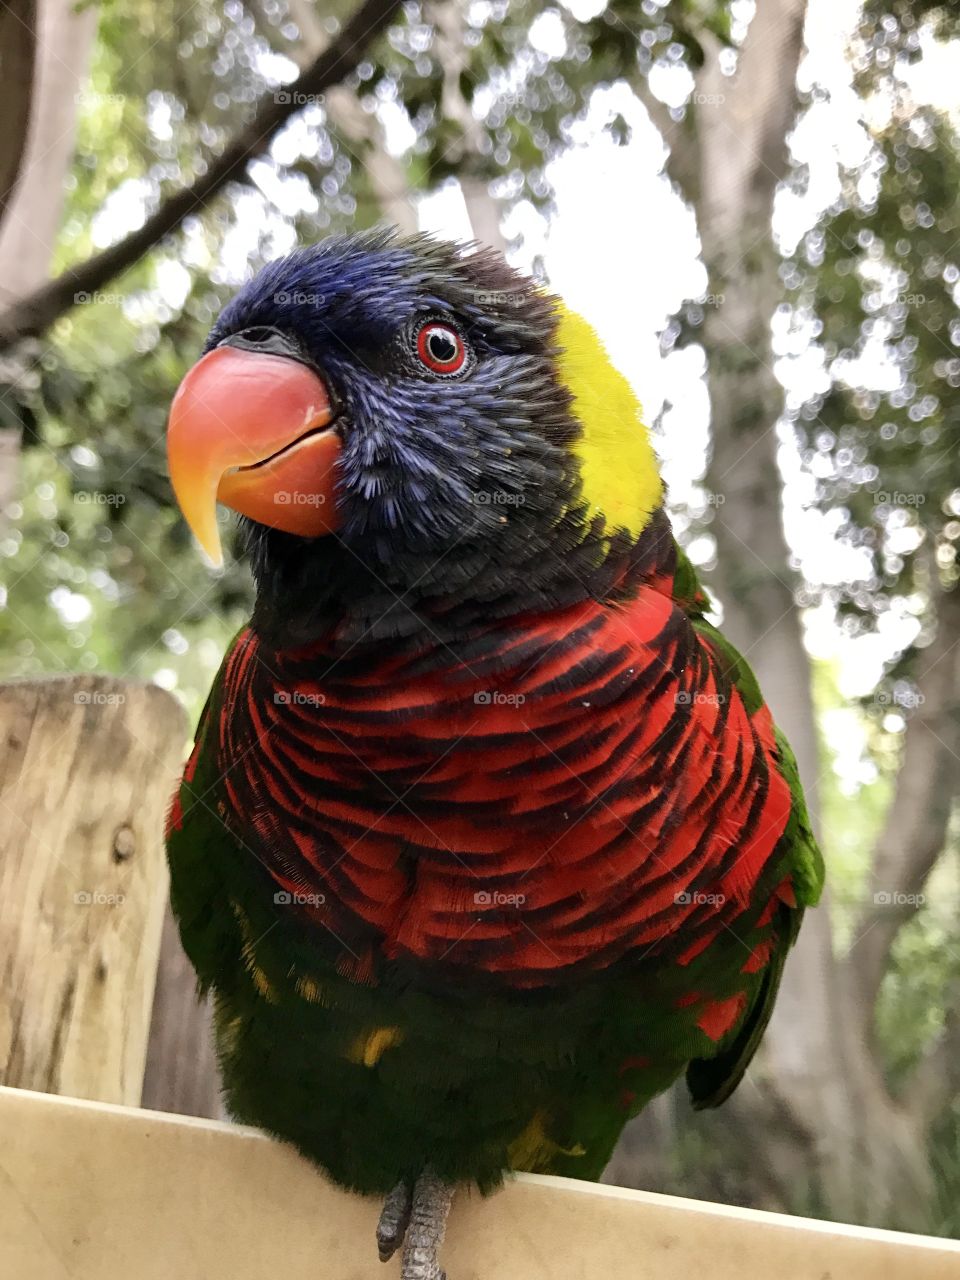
left=219, top=624, right=646, bottom=903
left=210, top=606, right=788, bottom=980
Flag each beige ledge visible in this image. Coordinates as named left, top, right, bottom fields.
left=1, top=1084, right=958, bottom=1279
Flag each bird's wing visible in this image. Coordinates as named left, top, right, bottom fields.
left=683, top=613, right=824, bottom=1108
left=165, top=631, right=244, bottom=992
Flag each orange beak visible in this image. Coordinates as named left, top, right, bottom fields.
left=166, top=344, right=342, bottom=567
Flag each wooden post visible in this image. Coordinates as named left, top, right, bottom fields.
left=140, top=904, right=225, bottom=1120
left=0, top=674, right=187, bottom=1104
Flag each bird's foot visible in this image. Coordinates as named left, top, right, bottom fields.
left=402, top=1168, right=454, bottom=1280
left=377, top=1181, right=412, bottom=1263
left=376, top=1168, right=454, bottom=1280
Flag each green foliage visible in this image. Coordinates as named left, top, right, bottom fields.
left=788, top=10, right=960, bottom=1217
left=876, top=841, right=960, bottom=1088
left=860, top=2, right=960, bottom=49
left=929, top=1100, right=960, bottom=1237
left=0, top=441, right=250, bottom=722
left=790, top=12, right=960, bottom=672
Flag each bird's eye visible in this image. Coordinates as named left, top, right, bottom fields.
left=415, top=322, right=467, bottom=375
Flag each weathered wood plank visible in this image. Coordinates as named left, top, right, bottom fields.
left=0, top=675, right=187, bottom=1104
left=1, top=1086, right=959, bottom=1280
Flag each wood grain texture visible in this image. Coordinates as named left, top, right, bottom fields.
left=0, top=675, right=187, bottom=1104
left=141, top=903, right=225, bottom=1120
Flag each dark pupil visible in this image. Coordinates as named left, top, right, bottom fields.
left=428, top=330, right=458, bottom=364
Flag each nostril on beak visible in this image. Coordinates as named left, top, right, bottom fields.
left=219, top=326, right=307, bottom=362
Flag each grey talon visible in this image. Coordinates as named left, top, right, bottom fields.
left=400, top=1168, right=455, bottom=1280
left=377, top=1180, right=413, bottom=1263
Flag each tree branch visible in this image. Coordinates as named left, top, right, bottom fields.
left=633, top=76, right=699, bottom=211
left=0, top=0, right=404, bottom=352
left=426, top=0, right=506, bottom=251
left=264, top=0, right=418, bottom=234
left=0, top=0, right=37, bottom=228
left=694, top=0, right=806, bottom=263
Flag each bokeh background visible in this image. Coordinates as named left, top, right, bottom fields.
left=1, top=0, right=958, bottom=1239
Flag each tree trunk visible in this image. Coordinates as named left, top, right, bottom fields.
left=325, top=85, right=419, bottom=235
left=430, top=0, right=506, bottom=252
left=0, top=0, right=36, bottom=225
left=277, top=0, right=418, bottom=235
left=850, top=584, right=960, bottom=1026
left=0, top=0, right=97, bottom=528
left=0, top=0, right=96, bottom=300
left=698, top=0, right=935, bottom=1227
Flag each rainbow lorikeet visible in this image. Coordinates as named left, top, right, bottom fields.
left=165, top=230, right=823, bottom=1280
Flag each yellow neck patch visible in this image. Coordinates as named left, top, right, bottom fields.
left=554, top=304, right=662, bottom=541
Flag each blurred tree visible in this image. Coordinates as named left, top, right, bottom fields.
left=610, top=0, right=960, bottom=1234
left=794, top=4, right=960, bottom=1227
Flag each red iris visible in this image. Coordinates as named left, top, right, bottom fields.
left=416, top=322, right=466, bottom=374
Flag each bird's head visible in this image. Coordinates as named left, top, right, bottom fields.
left=166, top=230, right=664, bottom=644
